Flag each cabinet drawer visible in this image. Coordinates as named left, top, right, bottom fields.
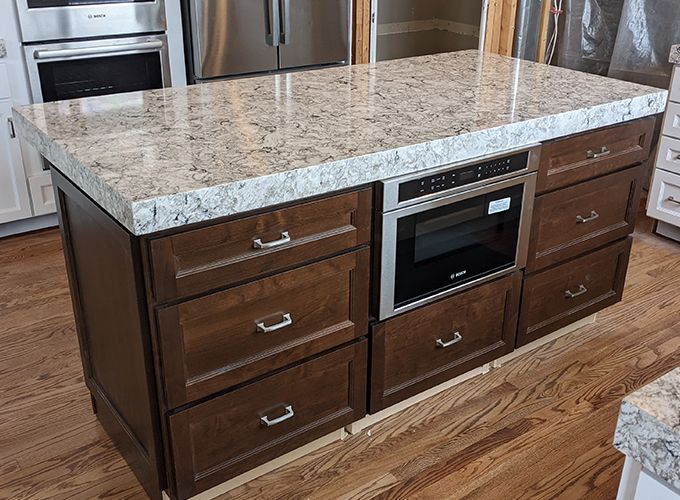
left=670, top=66, right=680, bottom=103
left=370, top=273, right=521, bottom=413
left=527, top=165, right=642, bottom=273
left=149, top=188, right=372, bottom=303
left=655, top=135, right=680, bottom=176
left=168, top=340, right=367, bottom=500
left=536, top=117, right=654, bottom=194
left=518, top=238, right=631, bottom=346
left=663, top=102, right=680, bottom=141
left=158, top=249, right=369, bottom=408
left=647, top=169, right=680, bottom=227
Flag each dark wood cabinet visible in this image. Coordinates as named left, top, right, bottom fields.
left=157, top=249, right=370, bottom=408
left=149, top=188, right=372, bottom=303
left=518, top=238, right=632, bottom=346
left=527, top=164, right=643, bottom=273
left=536, top=117, right=654, bottom=194
left=50, top=117, right=654, bottom=500
left=370, top=273, right=521, bottom=412
left=168, top=340, right=367, bottom=500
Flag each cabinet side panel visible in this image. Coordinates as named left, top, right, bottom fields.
left=52, top=169, right=164, bottom=500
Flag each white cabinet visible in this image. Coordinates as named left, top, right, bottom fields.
left=27, top=171, right=55, bottom=216
left=0, top=63, right=32, bottom=225
left=647, top=59, right=680, bottom=242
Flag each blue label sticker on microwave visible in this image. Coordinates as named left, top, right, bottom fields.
left=488, top=197, right=511, bottom=215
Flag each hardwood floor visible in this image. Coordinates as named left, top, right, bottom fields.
left=1, top=214, right=679, bottom=500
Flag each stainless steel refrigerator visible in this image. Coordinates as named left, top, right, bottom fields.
left=187, top=0, right=350, bottom=81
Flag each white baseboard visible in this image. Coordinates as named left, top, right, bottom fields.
left=0, top=213, right=57, bottom=238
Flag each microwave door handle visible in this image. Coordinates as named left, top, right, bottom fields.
left=33, top=40, right=164, bottom=60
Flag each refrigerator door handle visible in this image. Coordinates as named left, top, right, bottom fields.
left=266, top=0, right=281, bottom=46
left=279, top=0, right=291, bottom=44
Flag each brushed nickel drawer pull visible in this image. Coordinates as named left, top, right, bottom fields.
left=436, top=332, right=463, bottom=348
left=667, top=196, right=680, bottom=206
left=253, top=231, right=291, bottom=249
left=260, top=405, right=295, bottom=427
left=256, top=313, right=293, bottom=333
left=565, top=284, right=588, bottom=299
left=587, top=146, right=611, bottom=159
left=576, top=211, right=599, bottom=224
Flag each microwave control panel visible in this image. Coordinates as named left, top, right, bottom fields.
left=398, top=151, right=529, bottom=203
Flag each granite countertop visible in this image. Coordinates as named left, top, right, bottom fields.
left=671, top=44, right=680, bottom=65
left=0, top=39, right=6, bottom=59
left=614, top=367, right=680, bottom=490
left=13, top=50, right=667, bottom=235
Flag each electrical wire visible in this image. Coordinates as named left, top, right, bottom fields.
left=544, top=0, right=563, bottom=64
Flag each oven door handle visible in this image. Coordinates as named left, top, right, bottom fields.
left=33, top=40, right=164, bottom=60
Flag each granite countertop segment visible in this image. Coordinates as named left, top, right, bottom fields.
left=670, top=44, right=680, bottom=64
left=614, top=367, right=680, bottom=490
left=0, top=39, right=6, bottom=59
left=13, top=50, right=667, bottom=235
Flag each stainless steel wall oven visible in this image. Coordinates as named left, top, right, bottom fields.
left=15, top=0, right=166, bottom=42
left=16, top=0, right=170, bottom=104
left=376, top=146, right=540, bottom=320
left=23, top=34, right=170, bottom=103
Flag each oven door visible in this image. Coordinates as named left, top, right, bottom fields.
left=24, top=35, right=171, bottom=103
left=16, top=0, right=166, bottom=43
left=378, top=172, right=537, bottom=320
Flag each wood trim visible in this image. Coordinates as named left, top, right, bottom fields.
left=352, top=0, right=371, bottom=64
left=484, top=0, right=518, bottom=56
left=536, top=0, right=552, bottom=62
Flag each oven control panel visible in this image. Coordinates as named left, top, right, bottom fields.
left=398, top=151, right=530, bottom=203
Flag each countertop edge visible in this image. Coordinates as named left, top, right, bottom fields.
left=613, top=377, right=680, bottom=491
left=14, top=89, right=667, bottom=236
left=128, top=91, right=666, bottom=235
left=12, top=108, right=136, bottom=231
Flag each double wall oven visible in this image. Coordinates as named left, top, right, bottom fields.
left=16, top=0, right=170, bottom=103
left=376, top=146, right=540, bottom=320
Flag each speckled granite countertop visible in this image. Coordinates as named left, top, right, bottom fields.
left=671, top=44, right=680, bottom=65
left=13, top=50, right=667, bottom=235
left=614, top=367, right=680, bottom=490
left=0, top=39, right=6, bottom=59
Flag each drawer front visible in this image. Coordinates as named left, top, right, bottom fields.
left=168, top=340, right=367, bottom=499
left=655, top=135, right=680, bottom=176
left=663, top=102, right=680, bottom=141
left=158, top=249, right=370, bottom=408
left=150, top=188, right=372, bottom=303
left=671, top=66, right=680, bottom=104
left=518, top=238, right=632, bottom=346
left=647, top=168, right=680, bottom=227
left=536, top=117, right=654, bottom=194
left=527, top=165, right=642, bottom=273
left=370, top=273, right=521, bottom=413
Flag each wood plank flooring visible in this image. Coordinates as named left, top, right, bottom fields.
left=0, top=214, right=679, bottom=500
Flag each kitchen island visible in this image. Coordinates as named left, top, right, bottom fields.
left=13, top=50, right=667, bottom=500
